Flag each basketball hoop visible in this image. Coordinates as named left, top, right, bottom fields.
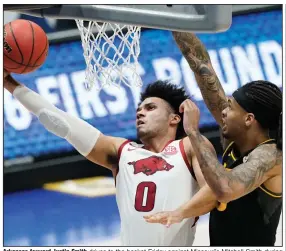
left=11, top=5, right=232, bottom=91
left=75, top=20, right=142, bottom=90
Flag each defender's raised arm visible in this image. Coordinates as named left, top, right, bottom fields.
left=173, top=31, right=228, bottom=128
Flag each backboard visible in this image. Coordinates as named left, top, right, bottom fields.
left=5, top=4, right=232, bottom=32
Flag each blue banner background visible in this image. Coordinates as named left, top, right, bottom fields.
left=4, top=187, right=121, bottom=246
left=4, top=10, right=282, bottom=160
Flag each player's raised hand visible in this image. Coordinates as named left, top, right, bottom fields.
left=3, top=69, right=21, bottom=94
left=179, top=99, right=200, bottom=134
left=4, top=69, right=10, bottom=79
left=143, top=210, right=184, bottom=228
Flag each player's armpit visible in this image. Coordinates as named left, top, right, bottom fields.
left=86, top=134, right=127, bottom=170
left=216, top=144, right=281, bottom=203
left=172, top=31, right=228, bottom=128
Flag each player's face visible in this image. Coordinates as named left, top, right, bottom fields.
left=136, top=97, right=173, bottom=140
left=221, top=97, right=247, bottom=139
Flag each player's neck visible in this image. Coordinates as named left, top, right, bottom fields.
left=142, top=136, right=174, bottom=153
left=234, top=130, right=270, bottom=155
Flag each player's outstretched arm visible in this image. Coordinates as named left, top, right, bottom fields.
left=3, top=70, right=126, bottom=170
left=172, top=31, right=228, bottom=128
left=144, top=185, right=217, bottom=227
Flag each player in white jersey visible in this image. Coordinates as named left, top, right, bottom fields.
left=117, top=140, right=198, bottom=245
left=4, top=71, right=218, bottom=246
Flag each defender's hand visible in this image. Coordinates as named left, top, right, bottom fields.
left=143, top=210, right=184, bottom=228
left=179, top=99, right=200, bottom=135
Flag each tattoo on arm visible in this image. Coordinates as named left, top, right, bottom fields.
left=187, top=130, right=279, bottom=201
left=275, top=150, right=282, bottom=165
left=228, top=147, right=277, bottom=192
left=173, top=31, right=228, bottom=126
left=172, top=31, right=210, bottom=72
left=187, top=130, right=226, bottom=197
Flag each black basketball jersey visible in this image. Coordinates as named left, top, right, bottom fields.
left=209, top=139, right=282, bottom=246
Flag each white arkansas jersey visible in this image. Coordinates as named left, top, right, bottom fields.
left=115, top=139, right=199, bottom=246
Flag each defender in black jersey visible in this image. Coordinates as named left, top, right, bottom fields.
left=209, top=138, right=282, bottom=246
left=144, top=32, right=282, bottom=246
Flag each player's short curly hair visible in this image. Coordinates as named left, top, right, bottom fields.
left=140, top=80, right=190, bottom=139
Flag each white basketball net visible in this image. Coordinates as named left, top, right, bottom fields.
left=75, top=20, right=142, bottom=90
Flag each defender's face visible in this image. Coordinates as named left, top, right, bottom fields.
left=136, top=97, right=173, bottom=140
left=221, top=98, right=247, bottom=139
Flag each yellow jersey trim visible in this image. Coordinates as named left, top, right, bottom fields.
left=222, top=141, right=234, bottom=159
left=230, top=150, right=237, bottom=161
left=258, top=138, right=275, bottom=146
left=259, top=186, right=282, bottom=198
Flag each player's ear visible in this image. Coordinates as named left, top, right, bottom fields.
left=170, top=114, right=181, bottom=126
left=245, top=113, right=255, bottom=127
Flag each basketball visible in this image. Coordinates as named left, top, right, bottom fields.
left=4, top=19, right=49, bottom=74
